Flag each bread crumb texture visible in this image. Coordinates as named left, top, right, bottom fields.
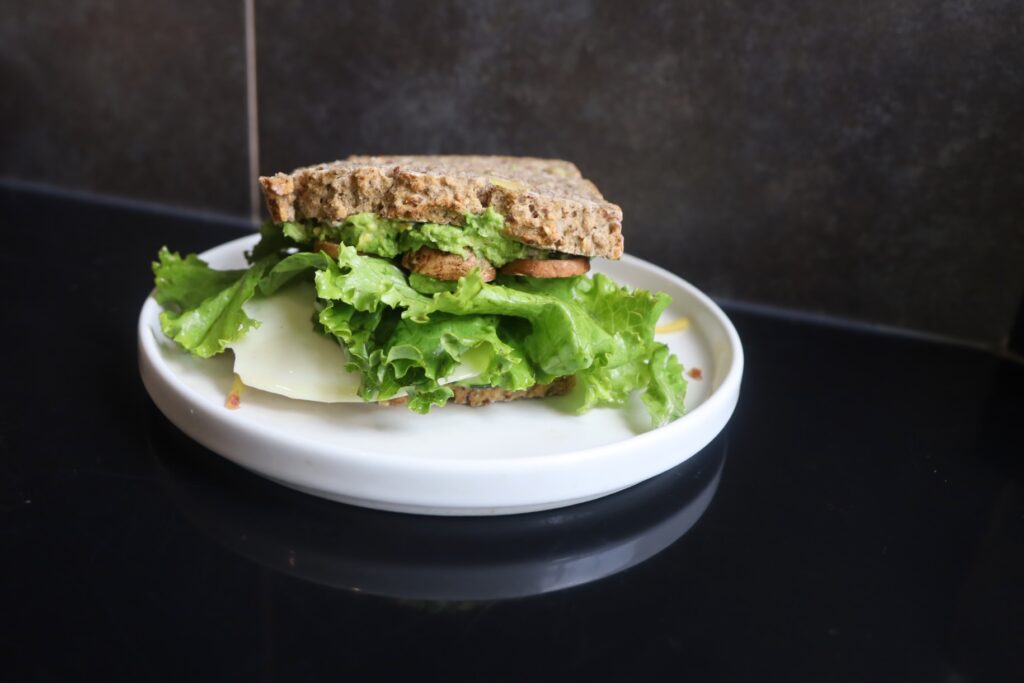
left=382, top=376, right=577, bottom=408
left=259, top=156, right=624, bottom=259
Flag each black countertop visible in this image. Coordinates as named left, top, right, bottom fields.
left=3, top=189, right=1022, bottom=682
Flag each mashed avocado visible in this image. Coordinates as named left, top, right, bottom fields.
left=280, top=208, right=545, bottom=266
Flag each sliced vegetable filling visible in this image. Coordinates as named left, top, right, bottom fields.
left=152, top=210, right=688, bottom=426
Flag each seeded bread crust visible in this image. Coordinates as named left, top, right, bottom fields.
left=259, top=155, right=624, bottom=259
left=382, top=376, right=576, bottom=408
left=449, top=376, right=576, bottom=407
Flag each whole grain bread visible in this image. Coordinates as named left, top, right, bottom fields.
left=259, top=155, right=624, bottom=259
left=382, top=376, right=576, bottom=408
left=449, top=376, right=576, bottom=407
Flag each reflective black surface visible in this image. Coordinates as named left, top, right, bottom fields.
left=154, top=414, right=726, bottom=602
left=2, top=188, right=1022, bottom=681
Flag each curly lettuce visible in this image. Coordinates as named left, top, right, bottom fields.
left=152, top=224, right=688, bottom=426
left=153, top=248, right=278, bottom=358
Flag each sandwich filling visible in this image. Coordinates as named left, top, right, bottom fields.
left=272, top=208, right=544, bottom=266
left=153, top=210, right=688, bottom=426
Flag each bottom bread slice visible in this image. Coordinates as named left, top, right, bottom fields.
left=382, top=376, right=576, bottom=408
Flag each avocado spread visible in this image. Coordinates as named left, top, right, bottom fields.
left=280, top=208, right=546, bottom=266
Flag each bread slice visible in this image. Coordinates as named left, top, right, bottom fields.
left=259, top=155, right=624, bottom=259
left=382, top=376, right=576, bottom=408
left=449, top=376, right=576, bottom=407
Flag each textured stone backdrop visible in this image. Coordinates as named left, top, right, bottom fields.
left=3, top=0, right=1023, bottom=342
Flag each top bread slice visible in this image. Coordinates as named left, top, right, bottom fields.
left=258, top=155, right=624, bottom=259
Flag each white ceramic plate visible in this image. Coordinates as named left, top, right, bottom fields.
left=139, top=234, right=743, bottom=516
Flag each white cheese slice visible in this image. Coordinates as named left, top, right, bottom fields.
left=228, top=281, right=477, bottom=402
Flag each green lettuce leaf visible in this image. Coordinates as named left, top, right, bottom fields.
left=313, top=246, right=538, bottom=411
left=387, top=313, right=535, bottom=396
left=318, top=303, right=535, bottom=414
left=153, top=235, right=687, bottom=426
left=156, top=255, right=278, bottom=358
left=641, top=345, right=688, bottom=426
left=247, top=221, right=298, bottom=262
left=318, top=301, right=387, bottom=393
left=504, top=273, right=669, bottom=365
left=259, top=251, right=335, bottom=296
left=314, top=244, right=431, bottom=314
left=408, top=272, right=458, bottom=294
left=310, top=246, right=686, bottom=423
left=152, top=248, right=246, bottom=310
left=407, top=272, right=615, bottom=380
left=503, top=273, right=686, bottom=426
left=316, top=248, right=611, bottom=379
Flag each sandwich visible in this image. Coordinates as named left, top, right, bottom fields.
left=152, top=155, right=687, bottom=426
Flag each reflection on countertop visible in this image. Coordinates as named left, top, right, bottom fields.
left=151, top=414, right=726, bottom=602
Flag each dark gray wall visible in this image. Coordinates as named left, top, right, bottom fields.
left=3, top=0, right=1023, bottom=344
left=0, top=1, right=250, bottom=215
